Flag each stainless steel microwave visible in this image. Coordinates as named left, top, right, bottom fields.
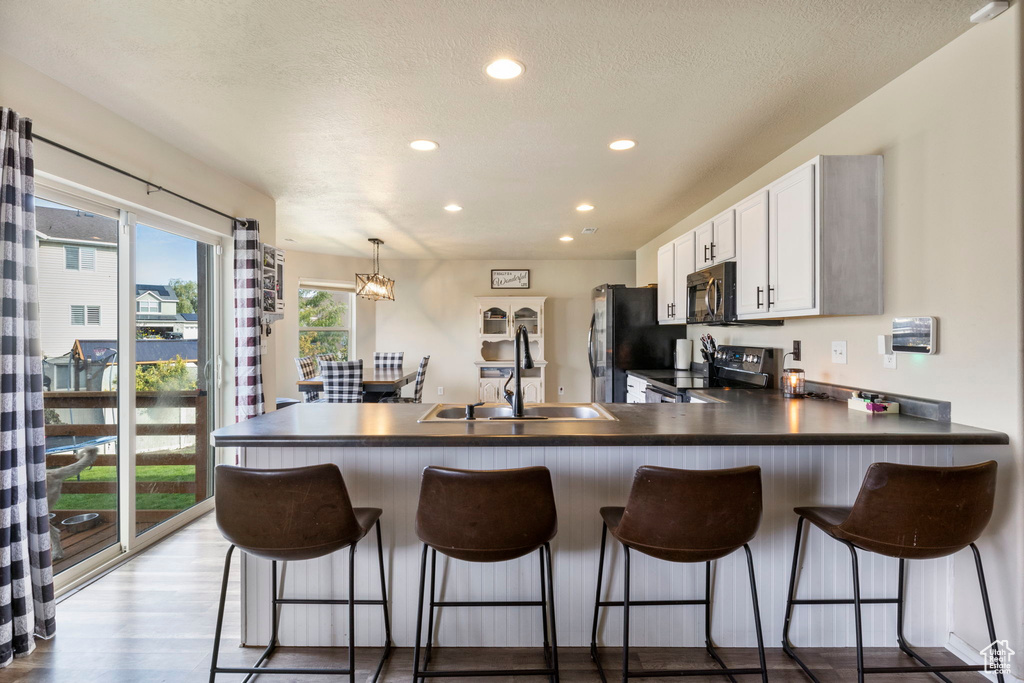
left=686, top=262, right=737, bottom=324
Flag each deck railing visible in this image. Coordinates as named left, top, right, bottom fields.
left=44, top=390, right=209, bottom=569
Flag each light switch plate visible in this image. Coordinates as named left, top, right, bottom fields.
left=832, top=341, right=848, bottom=364
left=883, top=354, right=897, bottom=370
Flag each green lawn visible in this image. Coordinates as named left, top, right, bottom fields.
left=75, top=465, right=195, bottom=483
left=51, top=464, right=197, bottom=511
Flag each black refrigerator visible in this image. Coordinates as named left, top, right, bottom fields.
left=589, top=285, right=686, bottom=403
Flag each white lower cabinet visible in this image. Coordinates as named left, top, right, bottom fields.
left=521, top=378, right=543, bottom=403
left=479, top=376, right=544, bottom=403
left=479, top=378, right=503, bottom=403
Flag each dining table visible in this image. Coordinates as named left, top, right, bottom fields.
left=296, top=366, right=417, bottom=403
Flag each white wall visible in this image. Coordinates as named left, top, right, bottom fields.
left=636, top=8, right=1023, bottom=671
left=374, top=259, right=635, bottom=404
left=0, top=51, right=279, bottom=410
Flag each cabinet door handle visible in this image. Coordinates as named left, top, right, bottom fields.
left=710, top=242, right=716, bottom=261
left=768, top=286, right=776, bottom=308
left=756, top=286, right=763, bottom=309
left=703, top=244, right=710, bottom=263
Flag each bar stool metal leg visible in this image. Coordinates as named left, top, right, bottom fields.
left=972, top=543, right=1006, bottom=683
left=783, top=520, right=1001, bottom=682
left=621, top=546, right=631, bottom=683
left=544, top=542, right=561, bottom=683
left=424, top=548, right=437, bottom=670
left=209, top=544, right=236, bottom=683
left=374, top=519, right=394, bottom=681
left=590, top=523, right=608, bottom=669
left=703, top=560, right=739, bottom=683
left=412, top=541, right=558, bottom=681
left=743, top=544, right=769, bottom=683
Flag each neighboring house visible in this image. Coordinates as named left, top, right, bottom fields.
left=36, top=206, right=118, bottom=358
left=136, top=284, right=199, bottom=340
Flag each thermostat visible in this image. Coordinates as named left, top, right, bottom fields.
left=891, top=317, right=936, bottom=355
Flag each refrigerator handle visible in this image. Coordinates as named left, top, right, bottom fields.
left=587, top=314, right=596, bottom=376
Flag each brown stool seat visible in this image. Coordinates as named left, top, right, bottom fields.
left=792, top=505, right=851, bottom=530
left=603, top=465, right=762, bottom=563
left=216, top=464, right=378, bottom=562
left=793, top=461, right=997, bottom=561
left=416, top=465, right=557, bottom=563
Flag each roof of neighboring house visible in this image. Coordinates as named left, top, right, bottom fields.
left=72, top=339, right=198, bottom=364
left=136, top=313, right=199, bottom=323
left=136, top=284, right=177, bottom=300
left=35, top=206, right=118, bottom=245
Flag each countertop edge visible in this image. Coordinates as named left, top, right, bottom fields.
left=212, top=432, right=1010, bottom=449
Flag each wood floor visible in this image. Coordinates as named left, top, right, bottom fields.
left=7, top=514, right=985, bottom=682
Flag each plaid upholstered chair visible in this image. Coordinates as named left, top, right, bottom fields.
left=374, top=351, right=404, bottom=370
left=382, top=356, right=430, bottom=404
left=294, top=356, right=320, bottom=402
left=316, top=360, right=364, bottom=403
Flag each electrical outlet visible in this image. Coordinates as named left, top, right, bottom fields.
left=831, top=341, right=848, bottom=364
left=437, top=386, right=444, bottom=396
left=792, top=340, right=801, bottom=362
left=558, top=386, right=565, bottom=395
left=883, top=354, right=897, bottom=370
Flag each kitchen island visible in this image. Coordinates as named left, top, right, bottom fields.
left=211, top=399, right=1007, bottom=653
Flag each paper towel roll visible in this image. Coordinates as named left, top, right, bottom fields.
left=675, top=339, right=693, bottom=370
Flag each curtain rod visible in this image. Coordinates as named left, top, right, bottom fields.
left=33, top=134, right=239, bottom=222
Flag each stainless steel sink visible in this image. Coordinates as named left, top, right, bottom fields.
left=418, top=403, right=617, bottom=422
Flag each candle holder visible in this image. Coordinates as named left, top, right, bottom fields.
left=782, top=367, right=806, bottom=398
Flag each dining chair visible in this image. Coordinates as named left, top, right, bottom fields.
left=317, top=360, right=364, bottom=403
left=295, top=356, right=320, bottom=402
left=373, top=351, right=404, bottom=369
left=382, top=356, right=430, bottom=404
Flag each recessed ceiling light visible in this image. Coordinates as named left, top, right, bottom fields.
left=609, top=139, right=636, bottom=151
left=485, top=58, right=525, bottom=80
left=576, top=204, right=594, bottom=212
left=560, top=236, right=574, bottom=242
left=410, top=139, right=439, bottom=151
left=444, top=204, right=463, bottom=212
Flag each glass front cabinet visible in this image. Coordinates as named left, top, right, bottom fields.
left=475, top=296, right=546, bottom=403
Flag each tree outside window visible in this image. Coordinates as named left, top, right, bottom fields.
left=299, top=288, right=352, bottom=359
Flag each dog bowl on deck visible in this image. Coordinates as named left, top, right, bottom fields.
left=61, top=513, right=100, bottom=534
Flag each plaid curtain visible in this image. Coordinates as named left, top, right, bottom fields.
left=233, top=219, right=264, bottom=422
left=0, top=107, right=56, bottom=668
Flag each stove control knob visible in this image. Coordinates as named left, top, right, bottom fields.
left=750, top=354, right=760, bottom=364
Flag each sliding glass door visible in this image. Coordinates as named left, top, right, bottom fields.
left=133, top=223, right=217, bottom=537
left=36, top=183, right=226, bottom=586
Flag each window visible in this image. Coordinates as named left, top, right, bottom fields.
left=65, top=245, right=96, bottom=271
left=70, top=304, right=101, bottom=325
left=137, top=299, right=159, bottom=313
left=299, top=288, right=353, bottom=360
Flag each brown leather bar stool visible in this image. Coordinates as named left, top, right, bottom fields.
left=209, top=464, right=393, bottom=682
left=590, top=465, right=768, bottom=682
left=782, top=461, right=1003, bottom=683
left=413, top=465, right=559, bottom=682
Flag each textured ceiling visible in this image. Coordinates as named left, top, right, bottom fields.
left=1, top=1, right=980, bottom=259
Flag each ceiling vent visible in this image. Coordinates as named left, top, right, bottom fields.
left=581, top=227, right=598, bottom=235
left=970, top=2, right=1008, bottom=23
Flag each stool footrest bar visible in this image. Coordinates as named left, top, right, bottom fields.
left=432, top=600, right=543, bottom=607
left=274, top=598, right=387, bottom=606
left=789, top=598, right=898, bottom=605
left=597, top=599, right=706, bottom=607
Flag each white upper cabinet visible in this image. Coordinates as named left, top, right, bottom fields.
left=694, top=210, right=735, bottom=270
left=673, top=232, right=695, bottom=321
left=769, top=163, right=816, bottom=314
left=656, top=233, right=694, bottom=324
left=735, top=190, right=769, bottom=317
left=653, top=155, right=881, bottom=323
left=694, top=220, right=714, bottom=270
left=657, top=242, right=675, bottom=322
left=712, top=209, right=736, bottom=262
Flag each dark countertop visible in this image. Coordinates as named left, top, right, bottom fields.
left=210, top=395, right=1008, bottom=448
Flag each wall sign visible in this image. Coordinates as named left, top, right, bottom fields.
left=491, top=269, right=530, bottom=289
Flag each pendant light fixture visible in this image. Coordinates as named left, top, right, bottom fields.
left=355, top=238, right=395, bottom=301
